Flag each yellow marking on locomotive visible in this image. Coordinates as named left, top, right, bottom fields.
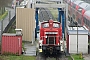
left=39, top=49, right=42, bottom=52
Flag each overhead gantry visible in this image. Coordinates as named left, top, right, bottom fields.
left=33, top=0, right=68, bottom=39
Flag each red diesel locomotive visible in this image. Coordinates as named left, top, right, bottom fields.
left=38, top=19, right=64, bottom=57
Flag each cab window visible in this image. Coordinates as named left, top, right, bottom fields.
left=53, top=23, right=59, bottom=28
left=43, top=23, right=49, bottom=28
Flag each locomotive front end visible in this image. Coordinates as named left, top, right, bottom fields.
left=39, top=20, right=64, bottom=57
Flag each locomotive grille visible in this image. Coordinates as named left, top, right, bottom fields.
left=46, top=36, right=56, bottom=44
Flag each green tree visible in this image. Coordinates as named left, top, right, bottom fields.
left=0, top=0, right=12, bottom=15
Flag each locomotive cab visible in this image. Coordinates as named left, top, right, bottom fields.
left=39, top=19, right=64, bottom=57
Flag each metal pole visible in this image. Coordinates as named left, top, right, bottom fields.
left=58, top=8, right=61, bottom=23
left=0, top=20, right=3, bottom=42
left=32, top=31, right=34, bottom=44
left=32, top=0, right=34, bottom=8
left=17, top=1, right=19, bottom=7
left=15, top=6, right=16, bottom=15
left=9, top=11, right=11, bottom=22
left=77, top=22, right=78, bottom=54
left=66, top=3, right=68, bottom=27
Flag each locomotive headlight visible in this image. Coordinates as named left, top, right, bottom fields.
left=39, top=40, right=43, bottom=46
left=58, top=43, right=59, bottom=45
left=39, top=40, right=43, bottom=52
left=45, top=36, right=47, bottom=38
left=40, top=44, right=42, bottom=46
left=60, top=40, right=63, bottom=45
left=60, top=40, right=64, bottom=51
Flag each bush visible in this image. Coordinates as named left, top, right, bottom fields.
left=72, top=54, right=84, bottom=60
left=0, top=11, right=8, bottom=20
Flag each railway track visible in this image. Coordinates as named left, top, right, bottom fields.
left=39, top=8, right=55, bottom=22
left=37, top=7, right=68, bottom=60
left=36, top=53, right=68, bottom=60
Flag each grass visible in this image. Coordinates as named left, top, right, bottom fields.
left=0, top=11, right=8, bottom=20
left=67, top=56, right=72, bottom=60
left=22, top=41, right=27, bottom=52
left=0, top=55, right=36, bottom=60
left=72, top=54, right=84, bottom=60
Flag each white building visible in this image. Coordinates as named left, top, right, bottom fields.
left=66, top=26, right=89, bottom=54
